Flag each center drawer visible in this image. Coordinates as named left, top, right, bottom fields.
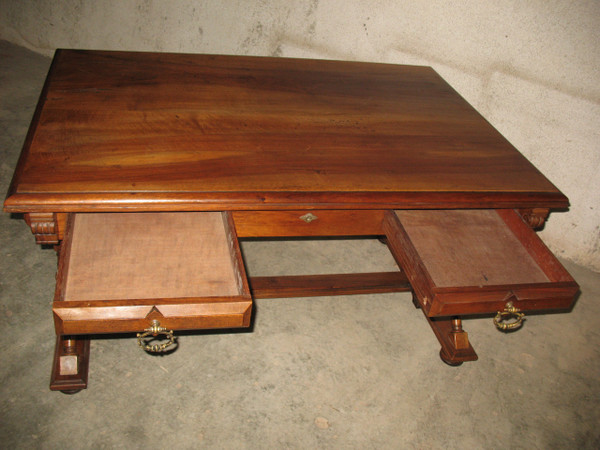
left=53, top=212, right=252, bottom=335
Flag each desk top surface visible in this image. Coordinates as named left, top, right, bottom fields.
left=5, top=50, right=566, bottom=212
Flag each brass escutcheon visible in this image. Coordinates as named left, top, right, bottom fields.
left=493, top=301, right=525, bottom=331
left=137, top=320, right=176, bottom=353
left=299, top=213, right=318, bottom=223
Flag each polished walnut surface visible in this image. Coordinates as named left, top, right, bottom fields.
left=5, top=50, right=566, bottom=213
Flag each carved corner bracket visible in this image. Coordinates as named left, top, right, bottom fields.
left=518, top=208, right=550, bottom=230
left=24, top=212, right=59, bottom=244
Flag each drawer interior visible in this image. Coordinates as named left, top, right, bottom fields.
left=384, top=209, right=578, bottom=317
left=396, top=209, right=549, bottom=287
left=54, top=212, right=252, bottom=334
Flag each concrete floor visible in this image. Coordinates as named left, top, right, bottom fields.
left=1, top=40, right=599, bottom=449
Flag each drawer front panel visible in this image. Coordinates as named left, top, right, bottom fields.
left=428, top=283, right=578, bottom=317
left=232, top=210, right=386, bottom=237
left=54, top=300, right=252, bottom=335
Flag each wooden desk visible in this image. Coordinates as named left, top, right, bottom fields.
left=4, top=50, right=578, bottom=393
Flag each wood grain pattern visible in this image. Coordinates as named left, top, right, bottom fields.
left=4, top=50, right=568, bottom=213
left=250, top=271, right=411, bottom=299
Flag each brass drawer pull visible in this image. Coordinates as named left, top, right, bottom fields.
left=137, top=320, right=176, bottom=352
left=493, top=301, right=525, bottom=331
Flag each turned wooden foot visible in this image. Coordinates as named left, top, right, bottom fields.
left=50, top=335, right=90, bottom=393
left=409, top=291, right=476, bottom=364
left=439, top=349, right=463, bottom=366
left=424, top=315, right=478, bottom=365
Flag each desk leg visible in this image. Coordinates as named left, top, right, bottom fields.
left=50, top=335, right=90, bottom=394
left=414, top=295, right=477, bottom=365
left=430, top=317, right=478, bottom=366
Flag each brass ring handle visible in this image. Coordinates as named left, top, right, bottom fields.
left=137, top=320, right=176, bottom=352
left=493, top=301, right=525, bottom=331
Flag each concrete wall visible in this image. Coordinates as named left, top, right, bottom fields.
left=1, top=0, right=598, bottom=271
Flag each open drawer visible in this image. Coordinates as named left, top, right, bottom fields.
left=384, top=209, right=579, bottom=317
left=53, top=212, right=252, bottom=335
